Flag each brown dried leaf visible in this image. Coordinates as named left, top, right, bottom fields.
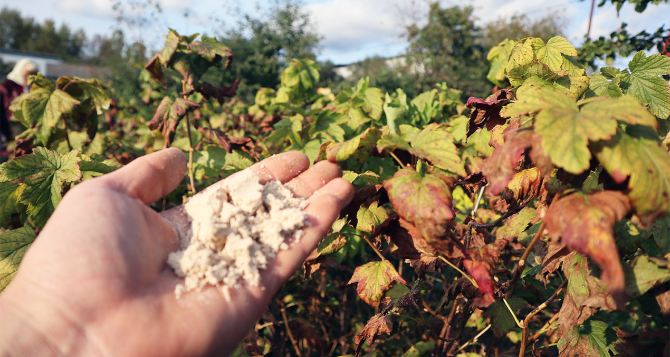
left=557, top=253, right=616, bottom=338
left=354, top=313, right=393, bottom=346
left=505, top=167, right=543, bottom=202
left=544, top=191, right=631, bottom=304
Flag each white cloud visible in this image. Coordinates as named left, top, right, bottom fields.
left=2, top=0, right=667, bottom=63
left=305, top=0, right=406, bottom=50
left=59, top=0, right=115, bottom=18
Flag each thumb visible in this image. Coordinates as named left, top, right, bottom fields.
left=99, top=148, right=186, bottom=204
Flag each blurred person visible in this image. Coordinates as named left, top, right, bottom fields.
left=0, top=59, right=38, bottom=144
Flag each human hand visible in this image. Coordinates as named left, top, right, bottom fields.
left=0, top=148, right=353, bottom=356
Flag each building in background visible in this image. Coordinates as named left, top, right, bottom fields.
left=0, top=48, right=109, bottom=79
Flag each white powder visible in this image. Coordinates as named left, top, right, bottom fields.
left=167, top=170, right=308, bottom=297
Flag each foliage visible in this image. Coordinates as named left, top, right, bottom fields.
left=2, top=27, right=670, bottom=356
left=218, top=1, right=322, bottom=100
left=406, top=5, right=489, bottom=97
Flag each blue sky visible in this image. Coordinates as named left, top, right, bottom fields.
left=2, top=0, right=669, bottom=64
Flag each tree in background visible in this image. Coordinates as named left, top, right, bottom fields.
left=0, top=7, right=86, bottom=60
left=579, top=0, right=669, bottom=66
left=220, top=1, right=322, bottom=99
left=481, top=14, right=565, bottom=49
left=406, top=4, right=489, bottom=97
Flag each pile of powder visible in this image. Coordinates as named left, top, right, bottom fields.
left=167, top=170, right=308, bottom=297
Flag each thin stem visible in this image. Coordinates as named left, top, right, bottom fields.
left=184, top=111, right=197, bottom=195
left=519, top=281, right=566, bottom=357
left=507, top=222, right=545, bottom=295
left=471, top=184, right=486, bottom=218
left=389, top=151, right=405, bottom=167
left=435, top=255, right=479, bottom=289
left=503, top=297, right=523, bottom=329
left=361, top=234, right=386, bottom=261
left=530, top=311, right=560, bottom=342
left=62, top=119, right=73, bottom=151
left=280, top=306, right=301, bottom=357
left=456, top=324, right=491, bottom=352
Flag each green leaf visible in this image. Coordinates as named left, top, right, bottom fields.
left=0, top=148, right=81, bottom=227
left=495, top=207, right=537, bottom=242
left=465, top=128, right=493, bottom=157
left=401, top=341, right=436, bottom=357
left=348, top=260, right=406, bottom=307
left=0, top=181, right=21, bottom=226
left=0, top=226, right=36, bottom=291
left=511, top=83, right=654, bottom=174
left=487, top=297, right=524, bottom=337
left=189, top=35, right=232, bottom=62
left=594, top=128, right=670, bottom=224
left=383, top=89, right=408, bottom=134
left=486, top=39, right=516, bottom=85
left=364, top=87, right=384, bottom=120
left=326, top=127, right=381, bottom=162
left=535, top=36, right=577, bottom=73
left=625, top=255, right=670, bottom=296
left=558, top=320, right=618, bottom=357
left=409, top=124, right=466, bottom=176
left=384, top=168, right=453, bottom=240
left=624, top=51, right=670, bottom=118
left=18, top=84, right=80, bottom=143
left=356, top=202, right=391, bottom=234
left=222, top=151, right=254, bottom=176
left=55, top=77, right=111, bottom=115
left=589, top=74, right=623, bottom=97
left=79, top=155, right=120, bottom=179
left=266, top=115, right=304, bottom=147
left=378, top=124, right=465, bottom=176
left=160, top=28, right=181, bottom=64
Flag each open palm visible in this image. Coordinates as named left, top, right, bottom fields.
left=0, top=148, right=353, bottom=356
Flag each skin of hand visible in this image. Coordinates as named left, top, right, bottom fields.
left=0, top=148, right=354, bottom=356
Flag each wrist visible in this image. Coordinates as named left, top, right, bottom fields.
left=0, top=286, right=101, bottom=356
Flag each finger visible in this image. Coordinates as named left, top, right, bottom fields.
left=199, top=151, right=310, bottom=196
left=247, top=151, right=310, bottom=184
left=99, top=148, right=186, bottom=204
left=285, top=160, right=342, bottom=198
left=261, top=178, right=354, bottom=292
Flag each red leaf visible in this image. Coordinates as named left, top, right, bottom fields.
left=384, top=168, right=454, bottom=240
left=464, top=259, right=495, bottom=307
left=466, top=88, right=513, bottom=135
left=482, top=128, right=533, bottom=195
left=544, top=191, right=631, bottom=305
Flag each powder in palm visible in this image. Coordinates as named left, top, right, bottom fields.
left=167, top=170, right=308, bottom=297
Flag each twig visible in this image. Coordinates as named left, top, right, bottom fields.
left=503, top=297, right=524, bottom=328
left=530, top=311, right=560, bottom=342
left=456, top=324, right=491, bottom=352
left=506, top=222, right=545, bottom=294
left=519, top=281, right=566, bottom=357
left=472, top=205, right=522, bottom=229
left=280, top=306, right=301, bottom=357
left=184, top=111, right=197, bottom=194
left=435, top=255, right=479, bottom=289
left=361, top=234, right=386, bottom=261
left=389, top=151, right=405, bottom=167
left=471, top=184, right=486, bottom=218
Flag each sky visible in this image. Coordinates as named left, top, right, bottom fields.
left=2, top=0, right=669, bottom=64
